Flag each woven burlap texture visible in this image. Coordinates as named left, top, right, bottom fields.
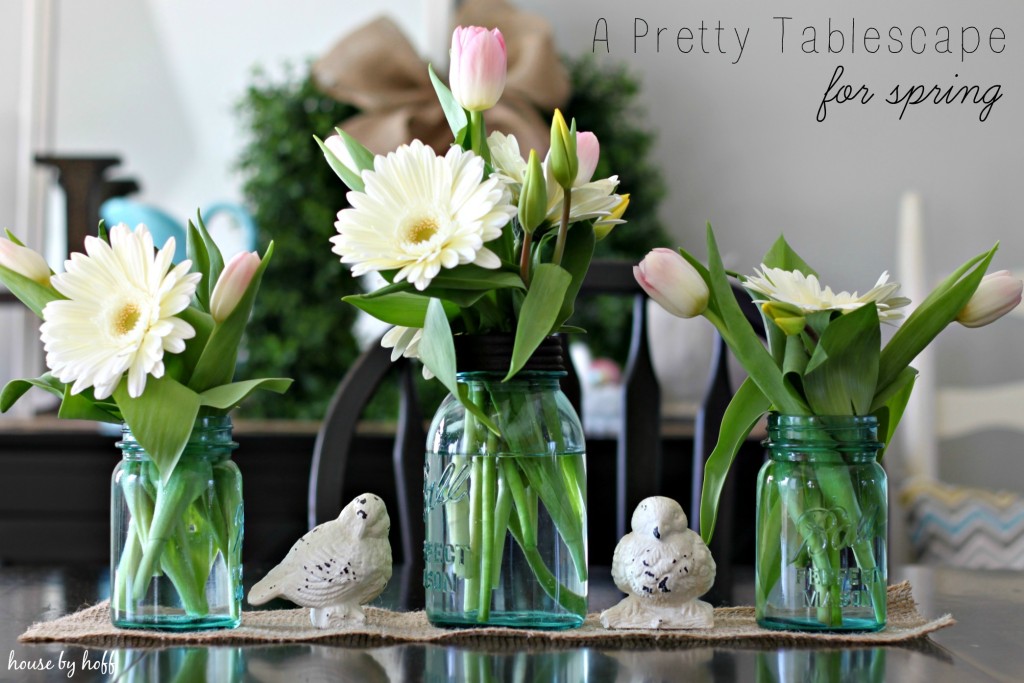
left=20, top=581, right=953, bottom=649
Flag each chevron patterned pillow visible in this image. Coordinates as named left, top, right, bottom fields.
left=901, top=478, right=1024, bottom=570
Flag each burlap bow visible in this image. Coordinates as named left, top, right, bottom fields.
left=312, top=0, right=570, bottom=157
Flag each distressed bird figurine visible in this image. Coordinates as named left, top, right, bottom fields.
left=600, top=496, right=716, bottom=629
left=248, top=493, right=392, bottom=628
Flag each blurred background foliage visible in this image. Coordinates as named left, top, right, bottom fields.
left=234, top=55, right=669, bottom=419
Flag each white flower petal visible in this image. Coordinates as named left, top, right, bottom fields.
left=331, top=140, right=514, bottom=290
left=41, top=224, right=199, bottom=398
left=745, top=265, right=909, bottom=324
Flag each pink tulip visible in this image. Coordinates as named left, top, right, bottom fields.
left=956, top=270, right=1023, bottom=328
left=0, top=237, right=50, bottom=284
left=210, top=251, right=261, bottom=322
left=574, top=131, right=600, bottom=186
left=634, top=248, right=709, bottom=319
left=449, top=26, right=507, bottom=112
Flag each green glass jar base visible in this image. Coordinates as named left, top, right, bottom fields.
left=428, top=610, right=585, bottom=631
left=111, top=612, right=241, bottom=631
left=757, top=615, right=885, bottom=633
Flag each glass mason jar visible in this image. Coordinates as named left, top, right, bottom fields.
left=756, top=414, right=887, bottom=632
left=424, top=335, right=587, bottom=630
left=111, top=415, right=243, bottom=630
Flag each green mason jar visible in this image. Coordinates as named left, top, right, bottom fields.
left=423, top=335, right=588, bottom=629
left=756, top=414, right=887, bottom=632
left=111, top=415, right=243, bottom=630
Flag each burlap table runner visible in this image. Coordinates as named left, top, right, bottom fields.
left=20, top=581, right=953, bottom=649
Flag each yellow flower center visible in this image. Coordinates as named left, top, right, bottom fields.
left=405, top=216, right=439, bottom=244
left=113, top=302, right=141, bottom=336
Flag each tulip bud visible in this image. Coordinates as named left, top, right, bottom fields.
left=593, top=194, right=630, bottom=241
left=548, top=110, right=578, bottom=191
left=324, top=134, right=359, bottom=176
left=956, top=270, right=1023, bottom=328
left=210, top=251, right=261, bottom=323
left=633, top=248, right=709, bottom=319
left=518, top=150, right=548, bottom=235
left=574, top=131, right=600, bottom=186
left=449, top=26, right=507, bottom=112
left=0, top=237, right=50, bottom=284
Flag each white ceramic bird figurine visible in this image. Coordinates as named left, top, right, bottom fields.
left=600, top=496, right=716, bottom=629
left=248, top=493, right=392, bottom=628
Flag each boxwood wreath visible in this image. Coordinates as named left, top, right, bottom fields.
left=234, top=55, right=669, bottom=419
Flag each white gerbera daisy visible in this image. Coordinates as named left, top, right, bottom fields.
left=745, top=266, right=910, bottom=323
left=380, top=324, right=434, bottom=379
left=331, top=140, right=515, bottom=291
left=488, top=131, right=528, bottom=188
left=40, top=224, right=201, bottom=400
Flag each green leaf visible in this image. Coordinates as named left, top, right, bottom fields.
left=761, top=234, right=818, bottom=277
left=705, top=224, right=808, bottom=415
left=457, top=383, right=501, bottom=435
left=315, top=128, right=374, bottom=193
left=198, top=378, right=293, bottom=410
left=0, top=263, right=60, bottom=318
left=343, top=290, right=460, bottom=328
left=425, top=288, right=488, bottom=308
left=871, top=365, right=918, bottom=414
left=96, top=220, right=108, bottom=243
left=195, top=211, right=224, bottom=288
left=762, top=315, right=787, bottom=367
left=428, top=63, right=469, bottom=145
left=1, top=374, right=64, bottom=412
left=58, top=385, right=122, bottom=424
left=332, top=127, right=375, bottom=171
left=185, top=214, right=225, bottom=313
left=553, top=223, right=596, bottom=329
left=506, top=264, right=572, bottom=380
left=186, top=220, right=213, bottom=309
left=189, top=243, right=274, bottom=392
left=700, top=377, right=770, bottom=542
left=429, top=266, right=525, bottom=291
left=756, top=480, right=783, bottom=610
left=114, top=375, right=202, bottom=482
left=175, top=306, right=215, bottom=379
left=419, top=298, right=459, bottom=395
left=876, top=245, right=996, bottom=398
left=803, top=303, right=880, bottom=415
left=871, top=366, right=918, bottom=460
left=782, top=334, right=809, bottom=387
left=314, top=134, right=364, bottom=192
left=419, top=298, right=499, bottom=435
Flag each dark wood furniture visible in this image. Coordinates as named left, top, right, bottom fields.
left=33, top=155, right=139, bottom=253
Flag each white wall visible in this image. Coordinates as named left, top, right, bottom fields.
left=50, top=0, right=432, bottom=219
left=516, top=0, right=1024, bottom=491
left=0, top=1, right=24, bottom=388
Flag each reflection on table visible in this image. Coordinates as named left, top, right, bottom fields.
left=1, top=565, right=1020, bottom=682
